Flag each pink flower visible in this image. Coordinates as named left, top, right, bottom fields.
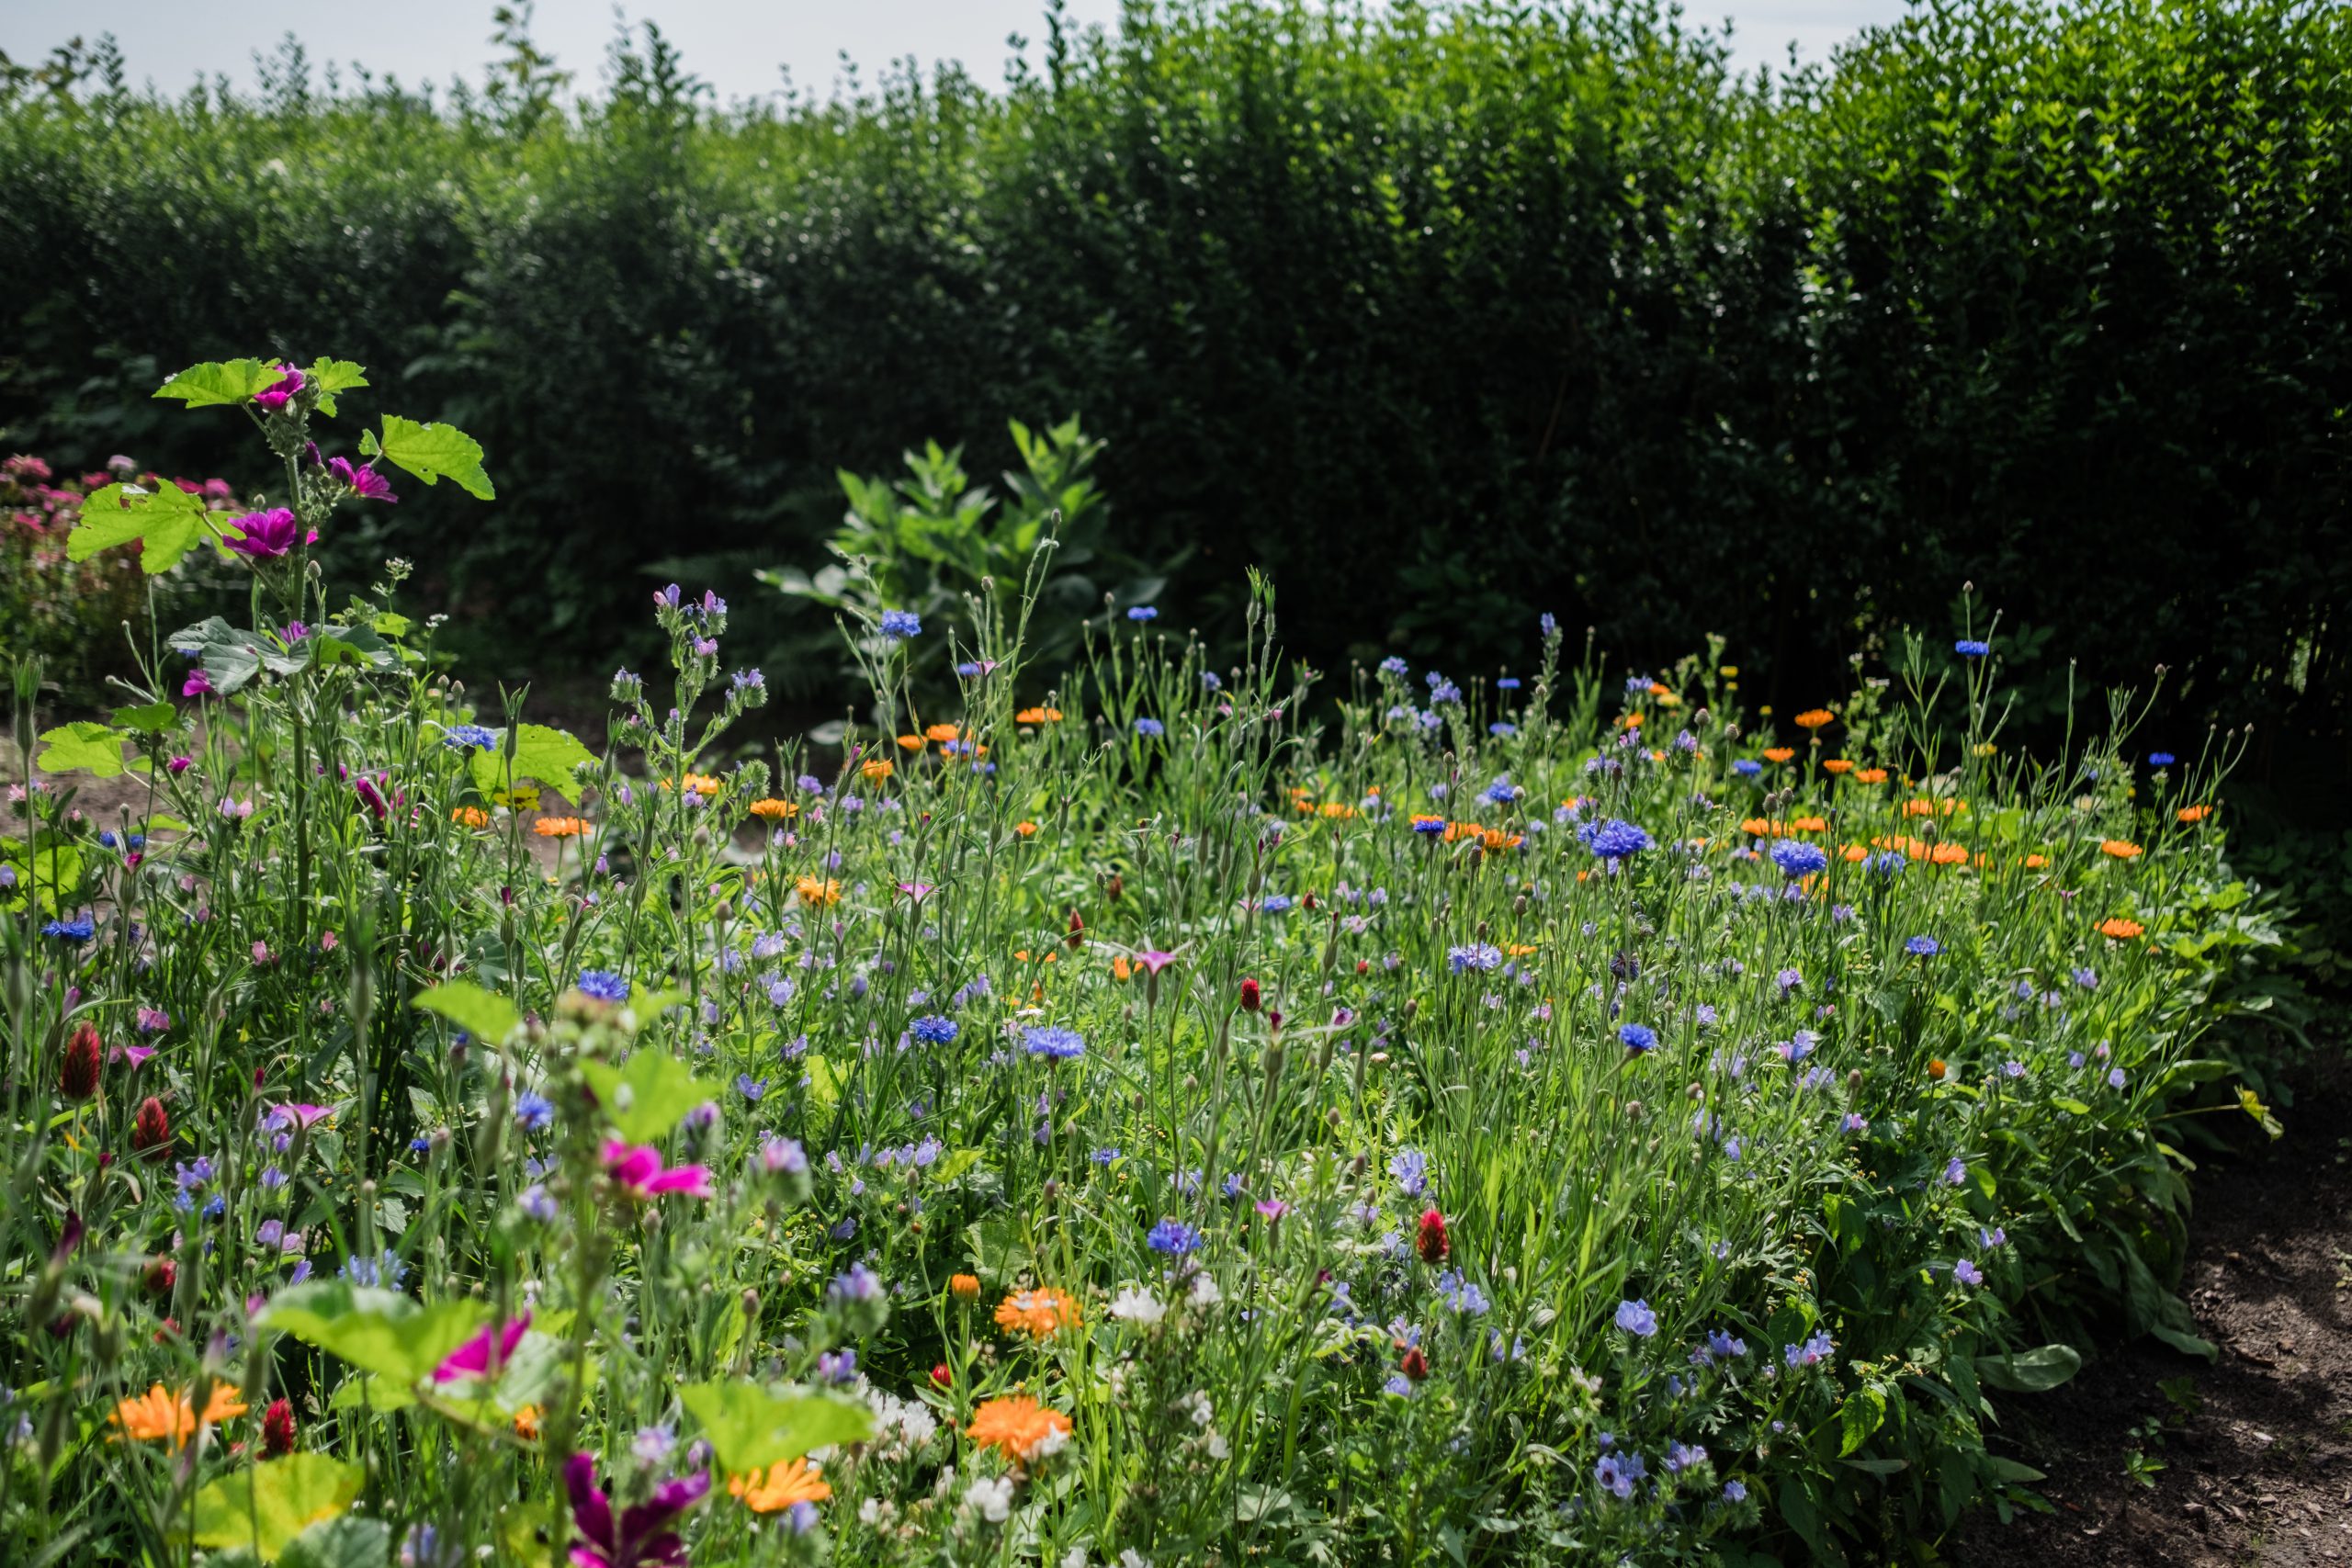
left=269, top=1102, right=333, bottom=1131
left=433, top=1311, right=530, bottom=1383
left=224, top=508, right=318, bottom=559
left=565, top=1452, right=708, bottom=1568
left=601, top=1138, right=714, bottom=1201
left=326, top=456, right=398, bottom=503
left=182, top=669, right=215, bottom=698
left=110, top=1042, right=159, bottom=1069
left=166, top=756, right=194, bottom=774
left=252, top=363, right=306, bottom=413
left=354, top=776, right=388, bottom=820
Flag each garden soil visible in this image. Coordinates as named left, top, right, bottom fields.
left=1961, top=1053, right=2352, bottom=1567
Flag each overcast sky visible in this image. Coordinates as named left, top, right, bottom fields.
left=4, top=1, right=1911, bottom=103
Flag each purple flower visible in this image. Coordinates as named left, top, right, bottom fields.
left=434, top=1313, right=531, bottom=1382
left=564, top=1452, right=708, bottom=1568
left=225, top=508, right=316, bottom=559
left=327, top=456, right=398, bottom=502
left=252, top=363, right=306, bottom=412
left=1614, top=1299, right=1657, bottom=1337
left=1953, top=1258, right=1984, bottom=1287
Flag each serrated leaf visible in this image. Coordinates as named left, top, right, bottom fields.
left=303, top=359, right=369, bottom=418
left=413, top=980, right=520, bottom=1045
left=191, top=1453, right=364, bottom=1562
left=470, top=724, right=597, bottom=805
left=37, top=723, right=128, bottom=778
left=155, top=358, right=276, bottom=408
left=110, top=702, right=177, bottom=733
left=68, top=481, right=213, bottom=572
left=580, top=1050, right=715, bottom=1143
left=368, top=415, right=494, bottom=501
left=259, top=1280, right=491, bottom=1386
left=679, top=1382, right=874, bottom=1474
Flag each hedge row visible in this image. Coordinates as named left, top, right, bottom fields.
left=1, top=0, right=2346, bottom=800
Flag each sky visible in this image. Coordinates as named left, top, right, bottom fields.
left=3, top=1, right=1913, bottom=104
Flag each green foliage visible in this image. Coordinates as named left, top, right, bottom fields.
left=678, top=1382, right=876, bottom=1473
left=361, top=415, right=494, bottom=501
left=412, top=979, right=521, bottom=1045
left=34, top=720, right=127, bottom=777
left=577, top=1050, right=717, bottom=1144
left=191, top=1454, right=366, bottom=1562
left=260, top=1281, right=493, bottom=1386
left=468, top=723, right=596, bottom=803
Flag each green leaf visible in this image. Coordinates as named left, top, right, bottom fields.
left=469, top=724, right=597, bottom=805
left=37, top=723, right=128, bottom=778
left=110, top=702, right=177, bottom=734
left=327, top=1372, right=414, bottom=1414
left=68, top=481, right=214, bottom=572
left=678, top=1382, right=874, bottom=1474
left=191, top=1453, right=364, bottom=1562
left=276, top=1516, right=391, bottom=1568
left=1984, top=1457, right=2048, bottom=1484
left=306, top=626, right=401, bottom=674
left=1977, top=1343, right=2083, bottom=1393
left=303, top=359, right=369, bottom=418
left=365, top=416, right=494, bottom=501
left=580, top=1050, right=715, bottom=1143
left=0, top=843, right=85, bottom=915
left=1838, top=1384, right=1887, bottom=1456
left=413, top=981, right=520, bottom=1045
left=155, top=358, right=276, bottom=408
left=170, top=616, right=306, bottom=695
left=258, top=1280, right=492, bottom=1386
left=804, top=1055, right=844, bottom=1113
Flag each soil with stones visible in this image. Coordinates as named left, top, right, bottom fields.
left=1961, top=1052, right=2352, bottom=1567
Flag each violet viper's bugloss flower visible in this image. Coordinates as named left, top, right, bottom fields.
left=224, top=508, right=316, bottom=559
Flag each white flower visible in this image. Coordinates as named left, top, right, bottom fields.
left=1060, top=1551, right=1090, bottom=1568
left=1108, top=1286, right=1166, bottom=1325
left=965, top=1475, right=1015, bottom=1524
left=1178, top=1390, right=1214, bottom=1427
left=1029, top=1425, right=1071, bottom=1461
left=1204, top=1429, right=1230, bottom=1461
left=1120, top=1551, right=1153, bottom=1568
left=858, top=1497, right=895, bottom=1528
left=1187, top=1272, right=1222, bottom=1308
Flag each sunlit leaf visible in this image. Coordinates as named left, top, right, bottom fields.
left=679, top=1382, right=873, bottom=1474
left=413, top=981, right=520, bottom=1045
left=154, top=358, right=276, bottom=408
left=363, top=415, right=494, bottom=501
left=68, top=481, right=215, bottom=572
left=580, top=1051, right=715, bottom=1143
left=191, top=1453, right=364, bottom=1562
left=258, top=1280, right=492, bottom=1386
left=37, top=723, right=128, bottom=779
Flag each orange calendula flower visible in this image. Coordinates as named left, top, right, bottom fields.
left=896, top=734, right=925, bottom=752
left=1620, top=712, right=1644, bottom=729
left=748, top=797, right=798, bottom=821
left=658, top=773, right=723, bottom=796
left=451, top=806, right=491, bottom=828
left=2098, top=917, right=2146, bottom=940
left=513, top=1404, right=542, bottom=1440
left=1761, top=748, right=1794, bottom=764
left=924, top=722, right=962, bottom=743
left=533, top=817, right=591, bottom=839
left=796, top=877, right=842, bottom=907
left=1792, top=709, right=1835, bottom=731
left=2177, top=805, right=2213, bottom=824
left=1789, top=816, right=1826, bottom=833
left=1111, top=956, right=1136, bottom=982
left=1318, top=802, right=1356, bottom=819
left=1014, top=821, right=1039, bottom=838
left=111, top=1383, right=247, bottom=1447
left=1927, top=1058, right=1947, bottom=1080
left=730, top=1458, right=831, bottom=1513
left=2020, top=853, right=2049, bottom=869
left=1016, top=706, right=1064, bottom=725
left=1854, top=767, right=1889, bottom=784
left=1740, top=817, right=1777, bottom=838
left=2100, top=839, right=2143, bottom=860
left=1928, top=843, right=1970, bottom=866
left=860, top=760, right=893, bottom=783
left=949, top=1273, right=982, bottom=1300
left=967, top=1395, right=1073, bottom=1461
left=1841, top=843, right=1869, bottom=863
left=994, top=1286, right=1082, bottom=1338
left=1822, top=759, right=1854, bottom=775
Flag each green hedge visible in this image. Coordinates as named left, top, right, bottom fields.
left=2, top=0, right=2346, bottom=776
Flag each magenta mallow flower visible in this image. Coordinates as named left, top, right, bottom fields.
left=225, top=508, right=318, bottom=559
left=182, top=669, right=215, bottom=698
left=601, top=1138, right=714, bottom=1201
left=327, top=456, right=399, bottom=503
left=1136, top=949, right=1180, bottom=976
left=269, top=1102, right=334, bottom=1132
left=252, top=363, right=306, bottom=413
left=565, top=1452, right=708, bottom=1568
left=433, top=1311, right=530, bottom=1383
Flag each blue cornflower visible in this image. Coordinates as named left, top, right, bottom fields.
left=1865, top=851, right=1907, bottom=877
left=2148, top=751, right=2176, bottom=766
left=1954, top=639, right=1991, bottom=658
left=1200, top=671, right=1222, bottom=690
left=1447, top=942, right=1503, bottom=975
left=1614, top=1299, right=1658, bottom=1337
left=514, top=1091, right=555, bottom=1132
left=1091, top=1146, right=1121, bottom=1166
left=340, top=1249, right=409, bottom=1291
left=877, top=609, right=922, bottom=640
left=1497, top=676, right=1521, bottom=690
left=1732, top=758, right=1762, bottom=777
left=1134, top=717, right=1165, bottom=738
left=576, top=969, right=629, bottom=1002
left=1023, top=1025, right=1086, bottom=1061
left=1411, top=816, right=1446, bottom=835
left=910, top=1015, right=958, bottom=1045
left=1619, top=1023, right=1658, bottom=1054
left=1580, top=819, right=1653, bottom=861
left=1126, top=604, right=1159, bottom=622
left=1488, top=722, right=1518, bottom=737
left=1260, top=894, right=1294, bottom=914
left=42, top=915, right=95, bottom=943
left=442, top=723, right=498, bottom=751
left=1389, top=1147, right=1430, bottom=1197
left=1483, top=778, right=1518, bottom=805
left=1905, top=935, right=1940, bottom=957
left=1147, top=1219, right=1203, bottom=1255
left=1769, top=839, right=1829, bottom=878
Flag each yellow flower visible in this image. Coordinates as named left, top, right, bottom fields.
left=730, top=1458, right=830, bottom=1513
left=748, top=798, right=798, bottom=821
left=110, top=1383, right=246, bottom=1448
left=796, top=876, right=842, bottom=907
left=967, top=1394, right=1072, bottom=1461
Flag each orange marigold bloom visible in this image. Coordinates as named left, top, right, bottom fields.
left=896, top=734, right=925, bottom=752
left=967, top=1395, right=1073, bottom=1461
left=2177, top=805, right=2213, bottom=824
left=1927, top=1058, right=1947, bottom=1080
left=1016, top=706, right=1063, bottom=725
left=658, top=773, right=722, bottom=796
left=861, top=759, right=893, bottom=783
left=1762, top=747, right=1794, bottom=764
left=949, top=1273, right=982, bottom=1300
left=1014, top=821, right=1039, bottom=838
left=1822, top=759, right=1855, bottom=775
left=2098, top=917, right=2146, bottom=940
left=796, top=876, right=842, bottom=907
left=1111, top=956, right=1135, bottom=982
left=513, top=1404, right=542, bottom=1440
left=1621, top=712, right=1644, bottom=729
left=1318, top=802, right=1356, bottom=819
left=1841, top=843, right=1869, bottom=863
left=994, top=1286, right=1082, bottom=1338
left=451, top=806, right=491, bottom=828
left=748, top=797, right=798, bottom=821
left=1792, top=708, right=1835, bottom=730
left=2020, top=852, right=2049, bottom=869
left=730, top=1458, right=831, bottom=1513
left=1854, top=767, right=1889, bottom=784
left=532, top=817, right=591, bottom=839
left=1740, top=818, right=1775, bottom=838
left=924, top=723, right=962, bottom=743
left=1789, top=816, right=1826, bottom=833
left=110, top=1383, right=246, bottom=1447
left=1928, top=842, right=1970, bottom=866
left=2099, top=840, right=2143, bottom=860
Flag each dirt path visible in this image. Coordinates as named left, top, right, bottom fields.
left=1961, top=1055, right=2352, bottom=1567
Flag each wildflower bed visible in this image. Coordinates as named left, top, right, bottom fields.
left=1, top=362, right=2289, bottom=1566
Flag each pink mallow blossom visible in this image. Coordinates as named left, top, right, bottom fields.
left=433, top=1311, right=531, bottom=1383
left=327, top=456, right=398, bottom=502
left=565, top=1452, right=708, bottom=1568
left=224, top=507, right=318, bottom=559
left=601, top=1138, right=714, bottom=1201
left=252, top=363, right=306, bottom=413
